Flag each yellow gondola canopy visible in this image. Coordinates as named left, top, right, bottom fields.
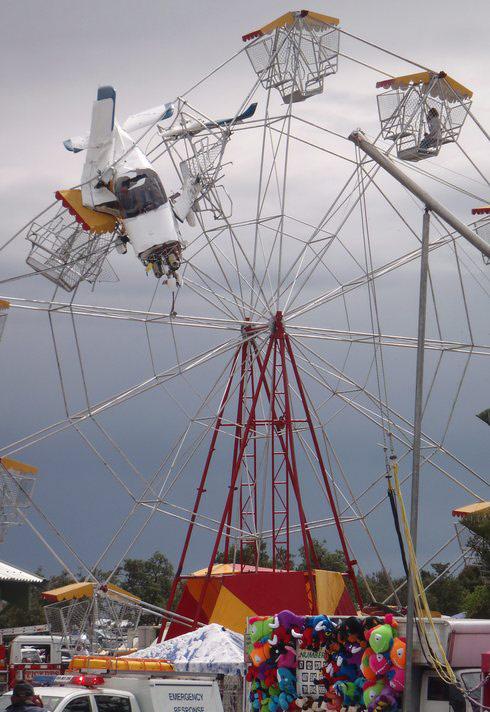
left=42, top=581, right=140, bottom=603
left=0, top=300, right=10, bottom=310
left=56, top=190, right=118, bottom=235
left=0, top=457, right=38, bottom=475
left=376, top=71, right=473, bottom=101
left=452, top=501, right=490, bottom=518
left=242, top=10, right=339, bottom=42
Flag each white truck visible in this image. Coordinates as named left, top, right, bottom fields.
left=0, top=672, right=225, bottom=712
left=0, top=628, right=66, bottom=693
left=397, top=617, right=490, bottom=712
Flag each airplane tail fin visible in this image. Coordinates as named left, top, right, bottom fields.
left=64, top=86, right=116, bottom=153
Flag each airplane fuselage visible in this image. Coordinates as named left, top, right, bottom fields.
left=82, top=121, right=183, bottom=273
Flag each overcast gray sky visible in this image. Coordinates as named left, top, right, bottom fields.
left=0, top=0, right=489, bottom=587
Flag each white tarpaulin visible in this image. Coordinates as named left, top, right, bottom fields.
left=131, top=623, right=245, bottom=675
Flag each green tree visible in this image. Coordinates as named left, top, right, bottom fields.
left=421, top=563, right=466, bottom=615
left=216, top=540, right=273, bottom=568
left=296, top=539, right=347, bottom=572
left=463, top=584, right=490, bottom=618
left=119, top=551, right=174, bottom=610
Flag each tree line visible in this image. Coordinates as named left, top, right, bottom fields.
left=0, top=514, right=487, bottom=628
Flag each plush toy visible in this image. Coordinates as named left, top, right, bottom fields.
left=321, top=658, right=344, bottom=686
left=333, top=678, right=364, bottom=708
left=295, top=697, right=316, bottom=710
left=250, top=616, right=276, bottom=644
left=368, top=651, right=391, bottom=677
left=276, top=667, right=298, bottom=710
left=389, top=638, right=406, bottom=670
left=323, top=628, right=343, bottom=662
left=323, top=685, right=344, bottom=712
left=262, top=667, right=279, bottom=690
left=367, top=617, right=397, bottom=655
left=270, top=610, right=305, bottom=639
left=337, top=617, right=365, bottom=647
left=362, top=680, right=385, bottom=709
left=251, top=681, right=268, bottom=712
left=387, top=666, right=405, bottom=693
left=360, top=648, right=377, bottom=681
left=302, top=616, right=334, bottom=650
left=250, top=641, right=272, bottom=667
left=276, top=644, right=298, bottom=669
left=336, top=659, right=359, bottom=683
left=268, top=624, right=295, bottom=646
left=367, top=685, right=399, bottom=712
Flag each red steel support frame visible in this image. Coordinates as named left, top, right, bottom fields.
left=159, top=313, right=362, bottom=640
left=285, top=331, right=363, bottom=608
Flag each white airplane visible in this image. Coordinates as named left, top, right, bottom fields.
left=64, top=86, right=257, bottom=281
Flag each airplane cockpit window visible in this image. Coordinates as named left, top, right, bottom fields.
left=115, top=169, right=167, bottom=219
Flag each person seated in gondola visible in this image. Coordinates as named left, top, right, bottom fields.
left=419, top=107, right=442, bottom=152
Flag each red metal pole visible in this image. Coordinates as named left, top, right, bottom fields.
left=285, top=331, right=363, bottom=609
left=158, top=345, right=242, bottom=641
left=224, top=340, right=248, bottom=563
left=253, top=339, right=320, bottom=571
left=191, top=332, right=276, bottom=625
left=276, top=315, right=317, bottom=608
left=238, top=340, right=259, bottom=568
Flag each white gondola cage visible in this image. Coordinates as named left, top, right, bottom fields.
left=472, top=207, right=490, bottom=265
left=26, top=191, right=119, bottom=292
left=243, top=10, right=340, bottom=104
left=44, top=588, right=142, bottom=654
left=157, top=104, right=233, bottom=219
left=0, top=457, right=37, bottom=544
left=376, top=71, right=473, bottom=161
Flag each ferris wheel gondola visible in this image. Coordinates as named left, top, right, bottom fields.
left=376, top=71, right=473, bottom=161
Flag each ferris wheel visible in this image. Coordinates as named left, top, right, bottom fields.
left=0, top=9, right=489, bottom=635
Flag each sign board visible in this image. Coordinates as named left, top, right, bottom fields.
left=296, top=648, right=325, bottom=697
left=150, top=679, right=224, bottom=712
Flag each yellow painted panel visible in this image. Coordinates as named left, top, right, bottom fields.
left=453, top=501, right=490, bottom=517
left=209, top=585, right=256, bottom=635
left=0, top=457, right=38, bottom=475
left=306, top=11, right=340, bottom=27
left=314, top=569, right=345, bottom=613
left=377, top=72, right=472, bottom=100
left=43, top=581, right=139, bottom=603
left=56, top=190, right=118, bottom=234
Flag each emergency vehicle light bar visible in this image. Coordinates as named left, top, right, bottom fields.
left=32, top=674, right=105, bottom=687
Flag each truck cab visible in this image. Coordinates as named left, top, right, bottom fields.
left=419, top=668, right=482, bottom=712
left=0, top=684, right=138, bottom=712
left=0, top=630, right=64, bottom=693
left=0, top=672, right=225, bottom=712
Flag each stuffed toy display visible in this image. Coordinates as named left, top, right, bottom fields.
left=247, top=611, right=406, bottom=712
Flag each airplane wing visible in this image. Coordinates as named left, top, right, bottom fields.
left=158, top=102, right=258, bottom=140
left=64, top=133, right=89, bottom=153
left=122, top=102, right=174, bottom=133
left=80, top=86, right=118, bottom=210
left=64, top=101, right=174, bottom=152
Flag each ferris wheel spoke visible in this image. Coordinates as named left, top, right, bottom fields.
left=186, top=242, right=269, bottom=319
left=278, top=158, right=381, bottom=313
left=290, top=335, right=489, bottom=492
left=0, top=333, right=247, bottom=458
left=287, top=326, right=490, bottom=356
left=285, top=225, right=463, bottom=323
left=293, top=351, right=486, bottom=505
